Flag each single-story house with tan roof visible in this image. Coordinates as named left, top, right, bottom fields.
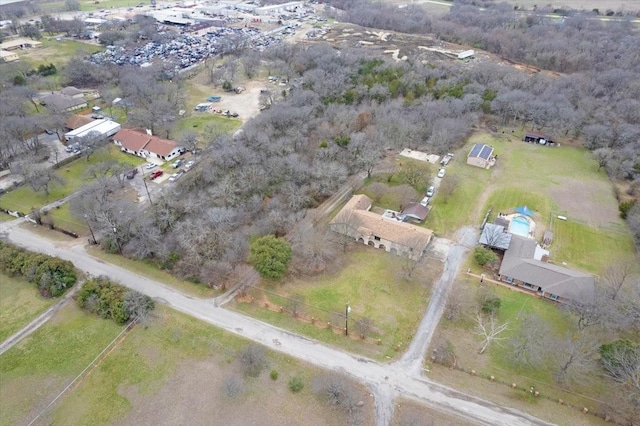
left=65, top=114, right=95, bottom=130
left=498, top=234, right=595, bottom=305
left=330, top=194, right=433, bottom=260
left=39, top=93, right=88, bottom=112
left=113, top=129, right=183, bottom=161
left=0, top=49, right=19, bottom=62
left=0, top=37, right=42, bottom=51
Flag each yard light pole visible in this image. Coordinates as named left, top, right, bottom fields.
left=141, top=168, right=153, bottom=206
left=84, top=214, right=97, bottom=245
left=345, top=302, right=351, bottom=336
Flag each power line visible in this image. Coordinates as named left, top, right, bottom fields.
left=27, top=320, right=137, bottom=426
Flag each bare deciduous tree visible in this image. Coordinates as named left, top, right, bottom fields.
left=508, top=313, right=550, bottom=367
left=474, top=313, right=509, bottom=354
left=603, top=259, right=638, bottom=301
left=553, top=334, right=599, bottom=383
left=239, top=344, right=267, bottom=377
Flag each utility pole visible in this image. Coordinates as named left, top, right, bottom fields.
left=141, top=166, right=153, bottom=205
left=345, top=302, right=351, bottom=336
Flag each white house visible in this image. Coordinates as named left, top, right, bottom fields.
left=113, top=128, right=183, bottom=161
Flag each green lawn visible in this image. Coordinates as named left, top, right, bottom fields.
left=425, top=158, right=492, bottom=235
left=552, top=219, right=636, bottom=273
left=19, top=39, right=104, bottom=68
left=422, top=130, right=635, bottom=270
left=0, top=303, right=122, bottom=426
left=0, top=274, right=55, bottom=342
left=1, top=302, right=365, bottom=425
left=0, top=145, right=143, bottom=214
left=86, top=247, right=218, bottom=298
left=433, top=275, right=610, bottom=413
left=0, top=303, right=229, bottom=425
left=174, top=114, right=241, bottom=140
left=39, top=0, right=143, bottom=13
left=236, top=247, right=437, bottom=360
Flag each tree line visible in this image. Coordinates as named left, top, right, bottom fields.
left=328, top=0, right=640, bottom=245
left=0, top=241, right=76, bottom=297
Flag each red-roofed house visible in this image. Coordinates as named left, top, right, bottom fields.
left=113, top=129, right=184, bottom=161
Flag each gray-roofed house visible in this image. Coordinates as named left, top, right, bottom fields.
left=401, top=202, right=429, bottom=222
left=479, top=223, right=512, bottom=250
left=467, top=143, right=495, bottom=169
left=60, top=86, right=85, bottom=98
left=498, top=235, right=595, bottom=304
left=40, top=93, right=88, bottom=112
left=330, top=194, right=433, bottom=260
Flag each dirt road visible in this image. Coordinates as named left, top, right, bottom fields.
left=2, top=223, right=551, bottom=426
left=394, top=227, right=477, bottom=376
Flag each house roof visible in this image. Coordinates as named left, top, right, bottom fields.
left=402, top=202, right=428, bottom=221
left=524, top=131, right=550, bottom=139
left=468, top=144, right=494, bottom=160
left=331, top=195, right=433, bottom=251
left=65, top=114, right=94, bottom=130
left=499, top=235, right=594, bottom=302
left=479, top=223, right=512, bottom=250
left=144, top=135, right=177, bottom=157
left=40, top=93, right=87, bottom=111
left=60, top=86, right=84, bottom=97
left=113, top=128, right=178, bottom=156
left=0, top=38, right=42, bottom=50
left=113, top=128, right=152, bottom=152
left=343, top=194, right=372, bottom=212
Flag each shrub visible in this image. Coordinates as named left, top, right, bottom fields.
left=474, top=247, right=498, bottom=267
left=239, top=344, right=267, bottom=377
left=288, top=376, right=304, bottom=393
left=76, top=276, right=154, bottom=324
left=224, top=374, right=244, bottom=397
left=270, top=369, right=279, bottom=380
left=248, top=235, right=292, bottom=280
left=619, top=200, right=636, bottom=219
left=0, top=241, right=76, bottom=297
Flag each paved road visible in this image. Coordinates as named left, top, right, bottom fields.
left=2, top=223, right=551, bottom=426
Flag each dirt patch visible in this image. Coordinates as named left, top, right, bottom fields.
left=120, top=358, right=373, bottom=426
left=547, top=178, right=622, bottom=227
left=393, top=397, right=469, bottom=426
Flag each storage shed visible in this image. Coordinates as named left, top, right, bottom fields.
left=466, top=144, right=495, bottom=169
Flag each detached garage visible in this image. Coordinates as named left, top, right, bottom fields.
left=466, top=144, right=495, bottom=169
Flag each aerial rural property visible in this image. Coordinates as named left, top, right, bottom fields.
left=0, top=0, right=639, bottom=425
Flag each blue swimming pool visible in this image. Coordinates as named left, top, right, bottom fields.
left=509, top=215, right=531, bottom=237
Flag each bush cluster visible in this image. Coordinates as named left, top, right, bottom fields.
left=76, top=276, right=154, bottom=324
left=0, top=241, right=76, bottom=297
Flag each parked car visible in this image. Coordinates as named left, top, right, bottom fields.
left=125, top=168, right=138, bottom=179
left=144, top=162, right=157, bottom=170
left=437, top=168, right=446, bottom=178
left=420, top=196, right=430, bottom=207
left=426, top=186, right=435, bottom=197
left=169, top=170, right=185, bottom=182
left=149, top=170, right=163, bottom=180
left=184, top=160, right=195, bottom=170
left=44, top=129, right=54, bottom=135
left=440, top=153, right=454, bottom=166
left=172, top=159, right=184, bottom=169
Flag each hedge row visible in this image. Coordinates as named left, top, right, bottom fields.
left=76, top=276, right=154, bottom=325
left=0, top=241, right=76, bottom=298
